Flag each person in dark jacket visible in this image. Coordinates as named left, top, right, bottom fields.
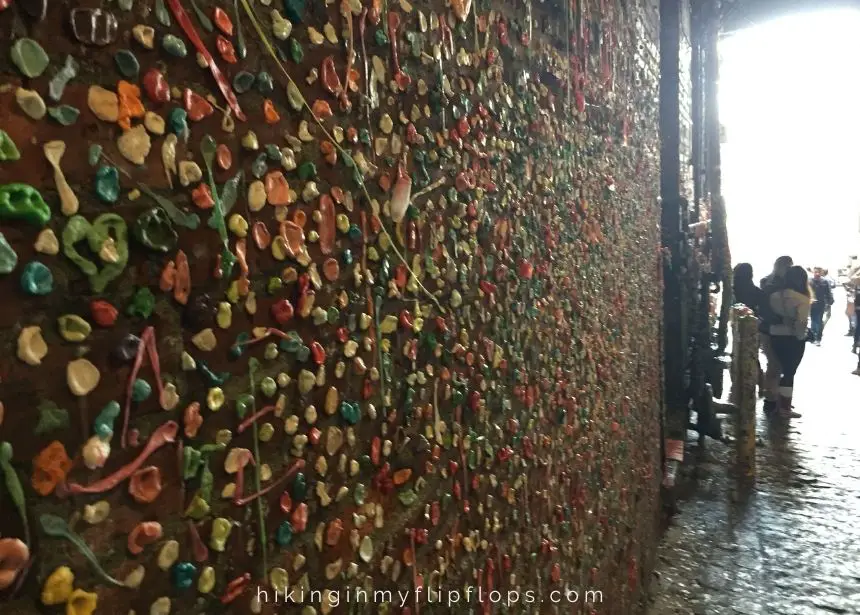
left=760, top=256, right=793, bottom=290
left=809, top=267, right=834, bottom=345
left=733, top=263, right=764, bottom=315
left=733, top=262, right=766, bottom=394
left=853, top=282, right=860, bottom=356
left=851, top=274, right=860, bottom=354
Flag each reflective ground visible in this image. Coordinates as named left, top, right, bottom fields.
left=647, top=324, right=860, bottom=615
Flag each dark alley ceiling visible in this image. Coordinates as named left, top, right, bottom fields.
left=720, top=0, right=860, bottom=33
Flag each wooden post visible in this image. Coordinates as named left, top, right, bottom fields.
left=733, top=306, right=758, bottom=475
left=728, top=309, right=739, bottom=406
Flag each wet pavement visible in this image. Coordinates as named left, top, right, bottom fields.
left=647, top=327, right=860, bottom=615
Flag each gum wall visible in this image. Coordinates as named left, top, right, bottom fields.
left=0, top=0, right=664, bottom=613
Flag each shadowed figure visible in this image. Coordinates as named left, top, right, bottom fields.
left=809, top=267, right=833, bottom=344
left=733, top=263, right=765, bottom=391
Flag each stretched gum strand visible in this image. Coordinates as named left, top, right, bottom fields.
left=387, top=11, right=410, bottom=88
left=246, top=358, right=267, bottom=577
left=166, top=0, right=246, bottom=120
left=340, top=2, right=355, bottom=111
left=232, top=459, right=305, bottom=506
left=0, top=442, right=30, bottom=546
left=61, top=421, right=178, bottom=496
left=234, top=238, right=250, bottom=294
left=120, top=327, right=167, bottom=449
left=188, top=520, right=209, bottom=562
left=39, top=514, right=125, bottom=587
left=237, top=405, right=276, bottom=433
left=232, top=327, right=293, bottom=350
left=357, top=8, right=375, bottom=155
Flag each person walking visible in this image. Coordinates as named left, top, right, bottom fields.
left=821, top=268, right=835, bottom=334
left=768, top=265, right=811, bottom=419
left=853, top=285, right=860, bottom=372
left=759, top=256, right=793, bottom=414
left=851, top=286, right=860, bottom=372
left=847, top=260, right=860, bottom=344
left=809, top=268, right=833, bottom=345
left=850, top=269, right=860, bottom=355
left=845, top=257, right=859, bottom=336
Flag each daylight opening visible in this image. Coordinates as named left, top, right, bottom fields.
left=720, top=8, right=860, bottom=280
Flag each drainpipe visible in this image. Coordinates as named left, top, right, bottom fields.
left=660, top=0, right=690, bottom=491
left=686, top=0, right=718, bottom=442
left=660, top=0, right=688, bottom=443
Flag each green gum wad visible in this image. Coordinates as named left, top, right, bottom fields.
left=0, top=183, right=51, bottom=226
left=133, top=207, right=178, bottom=253
left=0, top=442, right=29, bottom=543
left=183, top=446, right=204, bottom=479
left=127, top=287, right=156, bottom=319
left=0, top=130, right=21, bottom=161
left=62, top=214, right=129, bottom=292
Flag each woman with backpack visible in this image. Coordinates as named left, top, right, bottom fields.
left=768, top=265, right=812, bottom=419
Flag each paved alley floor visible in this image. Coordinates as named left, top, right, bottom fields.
left=646, top=329, right=860, bottom=615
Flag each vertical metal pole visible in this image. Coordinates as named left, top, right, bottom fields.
left=683, top=0, right=715, bottom=440
left=660, top=0, right=687, bottom=439
left=704, top=1, right=731, bottom=355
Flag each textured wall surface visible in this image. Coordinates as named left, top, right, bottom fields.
left=0, top=0, right=663, bottom=613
